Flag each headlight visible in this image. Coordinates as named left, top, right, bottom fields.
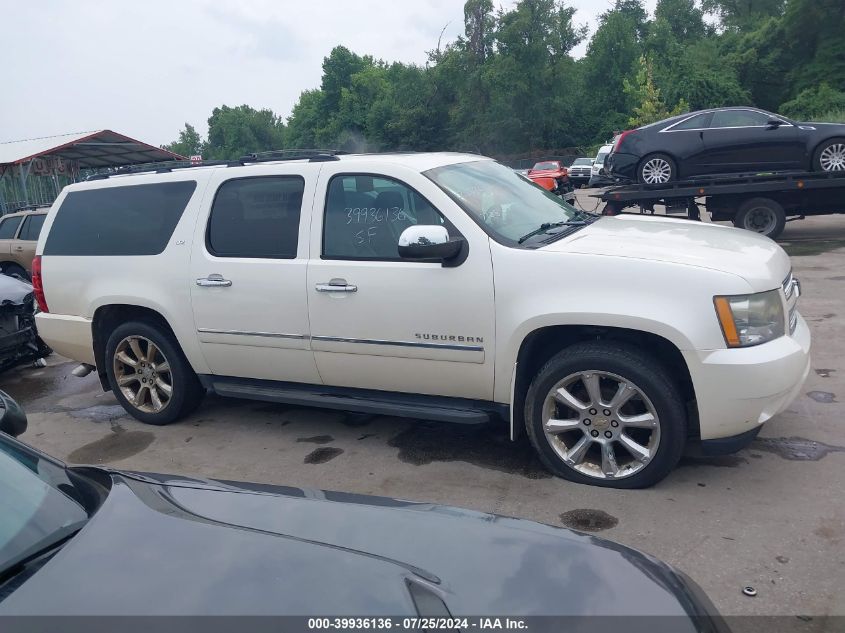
left=714, top=290, right=784, bottom=347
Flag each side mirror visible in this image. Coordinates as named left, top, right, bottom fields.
left=398, top=225, right=463, bottom=262
left=0, top=390, right=27, bottom=437
left=766, top=119, right=783, bottom=129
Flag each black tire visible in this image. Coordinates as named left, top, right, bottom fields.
left=105, top=320, right=204, bottom=425
left=524, top=341, right=687, bottom=489
left=1, top=263, right=30, bottom=281
left=733, top=197, right=785, bottom=239
left=812, top=137, right=845, bottom=173
left=637, top=153, right=676, bottom=184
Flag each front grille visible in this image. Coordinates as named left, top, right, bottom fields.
left=782, top=269, right=800, bottom=334
left=783, top=270, right=794, bottom=301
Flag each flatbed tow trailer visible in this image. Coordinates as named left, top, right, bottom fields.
left=596, top=170, right=845, bottom=239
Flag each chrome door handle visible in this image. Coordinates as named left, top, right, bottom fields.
left=14, top=247, right=23, bottom=251
left=315, top=278, right=357, bottom=293
left=196, top=274, right=232, bottom=287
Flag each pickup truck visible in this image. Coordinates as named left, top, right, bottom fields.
left=32, top=151, right=811, bottom=488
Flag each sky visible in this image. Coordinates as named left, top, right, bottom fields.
left=0, top=0, right=658, bottom=147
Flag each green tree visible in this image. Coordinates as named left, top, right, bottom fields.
left=204, top=105, right=285, bottom=160
left=582, top=4, right=645, bottom=139
left=780, top=83, right=845, bottom=120
left=163, top=123, right=202, bottom=158
left=285, top=89, right=324, bottom=148
left=463, top=0, right=496, bottom=64
left=188, top=0, right=843, bottom=159
left=701, top=0, right=784, bottom=30
left=779, top=0, right=845, bottom=96
left=624, top=55, right=689, bottom=127
left=654, top=0, right=707, bottom=42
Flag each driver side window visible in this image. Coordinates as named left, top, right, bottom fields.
left=711, top=110, right=770, bottom=128
left=322, top=174, right=448, bottom=260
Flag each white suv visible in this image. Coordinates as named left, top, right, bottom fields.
left=33, top=151, right=811, bottom=488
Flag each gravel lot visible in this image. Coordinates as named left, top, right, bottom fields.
left=4, top=198, right=844, bottom=627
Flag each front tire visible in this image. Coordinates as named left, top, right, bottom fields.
left=813, top=138, right=845, bottom=173
left=637, top=153, right=676, bottom=184
left=733, top=197, right=785, bottom=239
left=524, top=341, right=687, bottom=488
left=105, top=320, right=204, bottom=425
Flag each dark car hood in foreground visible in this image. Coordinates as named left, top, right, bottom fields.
left=1, top=471, right=720, bottom=623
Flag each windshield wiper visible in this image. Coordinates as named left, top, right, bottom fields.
left=518, top=220, right=588, bottom=244
left=0, top=521, right=86, bottom=582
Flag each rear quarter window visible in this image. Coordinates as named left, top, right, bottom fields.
left=0, top=216, right=23, bottom=239
left=18, top=214, right=46, bottom=241
left=43, top=181, right=197, bottom=256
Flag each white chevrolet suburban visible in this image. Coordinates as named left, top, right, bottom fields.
left=33, top=151, right=811, bottom=488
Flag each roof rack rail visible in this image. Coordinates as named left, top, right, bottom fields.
left=238, top=149, right=347, bottom=163
left=83, top=149, right=348, bottom=181
left=85, top=159, right=231, bottom=181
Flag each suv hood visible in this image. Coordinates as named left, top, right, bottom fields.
left=0, top=472, right=720, bottom=622
left=544, top=215, right=789, bottom=290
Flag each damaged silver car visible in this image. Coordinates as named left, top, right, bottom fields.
left=0, top=274, right=50, bottom=373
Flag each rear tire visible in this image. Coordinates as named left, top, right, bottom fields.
left=813, top=138, right=845, bottom=173
left=105, top=320, right=204, bottom=425
left=637, top=153, right=676, bottom=184
left=1, top=263, right=29, bottom=281
left=524, top=341, right=687, bottom=489
left=733, top=197, right=785, bottom=239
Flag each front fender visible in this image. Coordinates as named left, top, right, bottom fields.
left=490, top=245, right=753, bottom=405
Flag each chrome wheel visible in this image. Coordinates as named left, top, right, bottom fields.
left=640, top=157, right=672, bottom=184
left=113, top=335, right=173, bottom=413
left=741, top=205, right=777, bottom=234
left=542, top=371, right=660, bottom=480
left=819, top=143, right=845, bottom=171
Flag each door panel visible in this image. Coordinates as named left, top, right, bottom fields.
left=307, top=166, right=496, bottom=400
left=189, top=166, right=321, bottom=384
left=700, top=110, right=803, bottom=173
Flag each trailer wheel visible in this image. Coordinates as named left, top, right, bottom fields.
left=733, top=197, right=785, bottom=239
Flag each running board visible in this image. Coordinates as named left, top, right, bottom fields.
left=201, top=376, right=497, bottom=425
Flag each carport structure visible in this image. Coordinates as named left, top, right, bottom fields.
left=0, top=130, right=186, bottom=213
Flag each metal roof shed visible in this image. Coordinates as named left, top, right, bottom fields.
left=0, top=130, right=186, bottom=213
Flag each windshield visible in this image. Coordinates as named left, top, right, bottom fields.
left=594, top=151, right=609, bottom=165
left=0, top=440, right=88, bottom=574
left=425, top=160, right=581, bottom=244
left=531, top=162, right=558, bottom=171
left=572, top=158, right=591, bottom=166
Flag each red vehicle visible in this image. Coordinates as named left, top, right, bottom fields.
left=527, top=160, right=572, bottom=195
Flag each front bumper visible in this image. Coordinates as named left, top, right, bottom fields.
left=683, top=313, right=811, bottom=441
left=605, top=152, right=639, bottom=180
left=0, top=303, right=51, bottom=374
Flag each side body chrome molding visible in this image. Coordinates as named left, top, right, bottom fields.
left=311, top=335, right=484, bottom=352
left=197, top=330, right=484, bottom=351
left=197, top=328, right=306, bottom=340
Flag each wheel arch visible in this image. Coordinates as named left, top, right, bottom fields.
left=812, top=135, right=845, bottom=170
left=510, top=324, right=697, bottom=441
left=637, top=151, right=679, bottom=181
left=92, top=304, right=182, bottom=391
